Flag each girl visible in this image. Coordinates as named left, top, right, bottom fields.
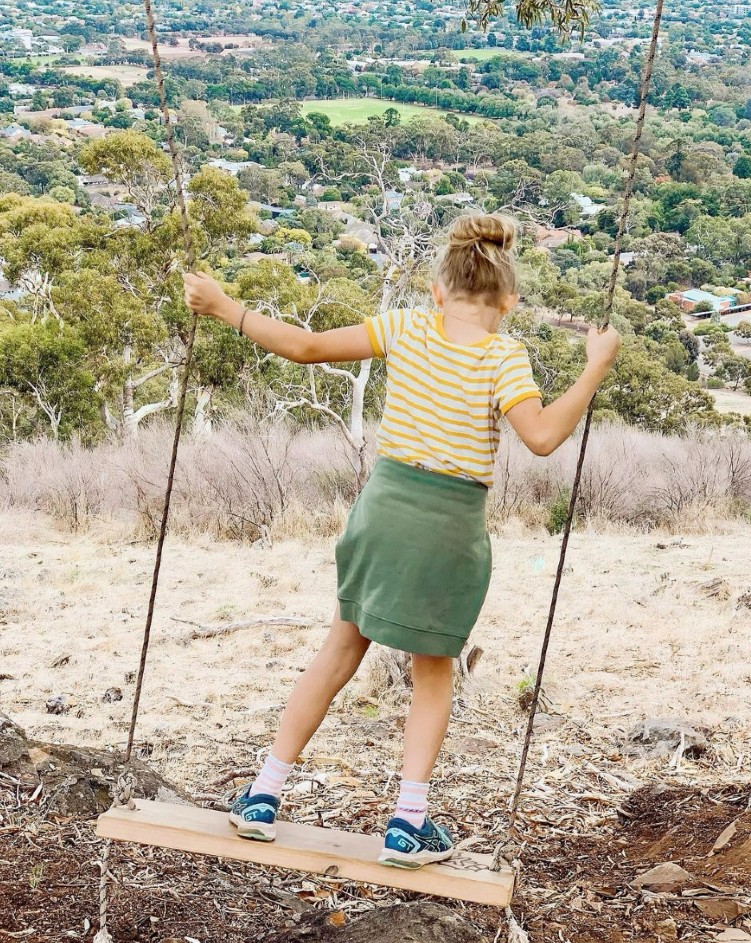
left=183, top=213, right=621, bottom=869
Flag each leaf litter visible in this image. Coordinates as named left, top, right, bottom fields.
left=1, top=690, right=750, bottom=942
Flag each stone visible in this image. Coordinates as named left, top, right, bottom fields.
left=0, top=713, right=27, bottom=767
left=102, top=687, right=123, bottom=703
left=654, top=917, right=678, bottom=940
left=624, top=718, right=708, bottom=758
left=46, top=694, right=72, bottom=715
left=696, top=899, right=748, bottom=922
left=533, top=713, right=565, bottom=733
left=456, top=736, right=497, bottom=755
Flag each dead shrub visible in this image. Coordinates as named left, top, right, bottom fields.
left=0, top=438, right=109, bottom=530
left=0, top=421, right=749, bottom=538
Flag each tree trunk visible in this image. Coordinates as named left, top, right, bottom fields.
left=100, top=399, right=119, bottom=433
left=350, top=358, right=371, bottom=489
left=122, top=372, right=137, bottom=438
left=28, top=382, right=62, bottom=439
left=121, top=347, right=179, bottom=437
left=264, top=902, right=484, bottom=943
left=193, top=385, right=214, bottom=437
left=0, top=713, right=190, bottom=816
left=122, top=343, right=137, bottom=437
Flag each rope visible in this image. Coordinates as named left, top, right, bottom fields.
left=95, top=4, right=201, bottom=937
left=123, top=0, right=200, bottom=764
left=92, top=840, right=113, bottom=943
left=492, top=0, right=664, bottom=872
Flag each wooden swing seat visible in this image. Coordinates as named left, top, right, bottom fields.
left=97, top=800, right=514, bottom=906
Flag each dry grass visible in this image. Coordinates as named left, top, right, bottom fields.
left=710, top=388, right=751, bottom=416
left=119, top=36, right=206, bottom=58
left=1, top=508, right=749, bottom=800
left=61, top=64, right=150, bottom=86
left=1, top=420, right=750, bottom=541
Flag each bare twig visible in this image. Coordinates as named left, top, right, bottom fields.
left=172, top=614, right=312, bottom=640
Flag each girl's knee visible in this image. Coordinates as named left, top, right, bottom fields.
left=323, top=631, right=370, bottom=674
left=411, top=652, right=453, bottom=678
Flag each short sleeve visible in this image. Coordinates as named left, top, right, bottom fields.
left=495, top=343, right=542, bottom=415
left=365, top=308, right=408, bottom=358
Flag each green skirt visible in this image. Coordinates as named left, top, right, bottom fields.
left=336, top=458, right=492, bottom=657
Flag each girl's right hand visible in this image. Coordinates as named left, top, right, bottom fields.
left=183, top=272, right=229, bottom=318
left=586, top=325, right=621, bottom=368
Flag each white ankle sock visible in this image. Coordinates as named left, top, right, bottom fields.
left=395, top=779, right=429, bottom=828
left=249, top=754, right=294, bottom=800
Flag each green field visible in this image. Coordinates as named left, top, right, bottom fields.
left=17, top=55, right=64, bottom=66
left=413, top=48, right=505, bottom=62
left=300, top=97, right=483, bottom=125
left=450, top=48, right=506, bottom=62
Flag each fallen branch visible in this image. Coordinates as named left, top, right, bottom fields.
left=172, top=615, right=312, bottom=640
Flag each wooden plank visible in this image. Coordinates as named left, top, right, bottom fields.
left=97, top=800, right=513, bottom=906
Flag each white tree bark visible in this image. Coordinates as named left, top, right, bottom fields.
left=0, top=389, right=23, bottom=442
left=99, top=399, right=119, bottom=433
left=193, top=385, right=214, bottom=438
left=21, top=270, right=61, bottom=325
left=350, top=357, right=370, bottom=448
left=120, top=344, right=181, bottom=438
left=27, top=380, right=62, bottom=439
left=267, top=144, right=436, bottom=488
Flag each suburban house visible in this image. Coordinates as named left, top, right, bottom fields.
left=208, top=157, right=262, bottom=175
left=534, top=225, right=583, bottom=250
left=667, top=289, right=736, bottom=315
left=249, top=201, right=296, bottom=219
left=436, top=192, right=476, bottom=207
left=0, top=123, right=31, bottom=140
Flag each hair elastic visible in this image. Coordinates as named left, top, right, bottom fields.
left=238, top=307, right=250, bottom=336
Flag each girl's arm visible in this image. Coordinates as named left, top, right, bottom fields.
left=505, top=326, right=621, bottom=457
left=184, top=273, right=374, bottom=364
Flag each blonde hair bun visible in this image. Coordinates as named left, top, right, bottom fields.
left=435, top=212, right=519, bottom=302
left=447, top=213, right=516, bottom=253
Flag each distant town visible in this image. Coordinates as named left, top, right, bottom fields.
left=0, top=0, right=750, bottom=444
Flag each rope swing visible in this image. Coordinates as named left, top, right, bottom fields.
left=94, top=0, right=666, bottom=937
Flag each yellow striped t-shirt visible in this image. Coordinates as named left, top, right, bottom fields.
left=365, top=308, right=541, bottom=487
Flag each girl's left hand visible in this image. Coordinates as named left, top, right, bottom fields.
left=183, top=272, right=228, bottom=317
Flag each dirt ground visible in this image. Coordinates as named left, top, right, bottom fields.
left=1, top=510, right=750, bottom=941
left=1, top=785, right=749, bottom=942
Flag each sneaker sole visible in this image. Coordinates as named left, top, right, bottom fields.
left=378, top=847, right=454, bottom=870
left=236, top=823, right=277, bottom=841
left=229, top=812, right=276, bottom=842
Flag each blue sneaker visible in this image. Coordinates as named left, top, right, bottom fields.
left=229, top=790, right=279, bottom=841
left=378, top=816, right=454, bottom=869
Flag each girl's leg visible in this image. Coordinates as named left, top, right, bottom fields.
left=270, top=607, right=371, bottom=765
left=402, top=653, right=454, bottom=781
left=393, top=653, right=453, bottom=828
